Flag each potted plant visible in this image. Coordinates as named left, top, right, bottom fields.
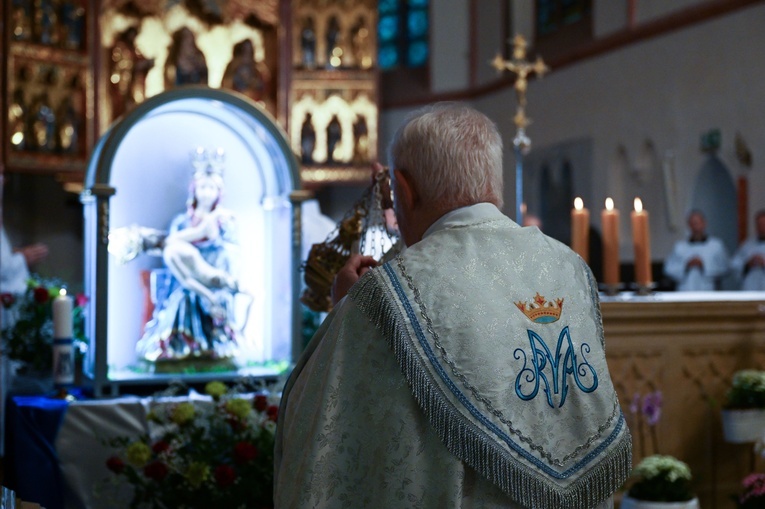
left=735, top=472, right=765, bottom=508
left=722, top=369, right=765, bottom=443
left=621, top=455, right=699, bottom=509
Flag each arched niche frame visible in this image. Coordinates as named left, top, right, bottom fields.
left=81, top=87, right=303, bottom=396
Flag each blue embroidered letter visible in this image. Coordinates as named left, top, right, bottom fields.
left=514, top=326, right=599, bottom=408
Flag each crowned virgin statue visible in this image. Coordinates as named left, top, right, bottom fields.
left=108, top=148, right=247, bottom=366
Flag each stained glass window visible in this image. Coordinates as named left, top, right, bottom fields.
left=378, top=0, right=429, bottom=70
left=536, top=0, right=590, bottom=37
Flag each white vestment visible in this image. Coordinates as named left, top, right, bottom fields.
left=732, top=238, right=765, bottom=291
left=275, top=204, right=629, bottom=509
left=664, top=236, right=730, bottom=291
left=0, top=227, right=29, bottom=295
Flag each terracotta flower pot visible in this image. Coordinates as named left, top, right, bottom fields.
left=620, top=495, right=699, bottom=509
left=721, top=408, right=765, bottom=443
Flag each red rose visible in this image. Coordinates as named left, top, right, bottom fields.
left=0, top=293, right=15, bottom=308
left=33, top=287, right=50, bottom=304
left=227, top=417, right=242, bottom=431
left=214, top=464, right=236, bottom=487
left=144, top=461, right=169, bottom=481
left=266, top=405, right=278, bottom=422
left=75, top=293, right=89, bottom=307
left=233, top=441, right=259, bottom=464
left=254, top=394, right=268, bottom=412
left=152, top=441, right=170, bottom=454
left=106, top=456, right=125, bottom=474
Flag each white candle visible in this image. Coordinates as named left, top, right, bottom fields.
left=53, top=289, right=75, bottom=387
left=53, top=289, right=73, bottom=338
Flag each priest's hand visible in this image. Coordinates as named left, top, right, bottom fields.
left=16, top=243, right=49, bottom=267
left=331, top=254, right=377, bottom=305
left=686, top=257, right=703, bottom=270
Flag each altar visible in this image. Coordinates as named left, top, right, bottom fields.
left=5, top=291, right=765, bottom=508
left=601, top=291, right=765, bottom=508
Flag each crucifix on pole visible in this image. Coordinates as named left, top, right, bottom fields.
left=491, top=34, right=548, bottom=225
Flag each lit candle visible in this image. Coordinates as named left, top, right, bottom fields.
left=53, top=290, right=73, bottom=338
left=602, top=198, right=620, bottom=286
left=571, top=197, right=590, bottom=263
left=631, top=197, right=652, bottom=287
left=52, top=289, right=74, bottom=387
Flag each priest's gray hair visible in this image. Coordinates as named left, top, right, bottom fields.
left=388, top=102, right=504, bottom=209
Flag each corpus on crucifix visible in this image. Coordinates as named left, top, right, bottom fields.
left=492, top=34, right=548, bottom=224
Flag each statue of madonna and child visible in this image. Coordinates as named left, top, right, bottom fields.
left=108, top=148, right=251, bottom=368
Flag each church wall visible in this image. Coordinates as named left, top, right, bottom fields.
left=474, top=1, right=506, bottom=87
left=381, top=2, right=765, bottom=267
left=430, top=0, right=470, bottom=92
left=634, top=0, right=712, bottom=24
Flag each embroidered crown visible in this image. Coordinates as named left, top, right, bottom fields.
left=515, top=292, right=564, bottom=323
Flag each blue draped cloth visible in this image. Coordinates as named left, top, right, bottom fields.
left=4, top=391, right=83, bottom=509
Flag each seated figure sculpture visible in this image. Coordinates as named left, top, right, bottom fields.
left=109, top=148, right=245, bottom=365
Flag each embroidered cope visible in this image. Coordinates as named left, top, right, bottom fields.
left=275, top=204, right=630, bottom=508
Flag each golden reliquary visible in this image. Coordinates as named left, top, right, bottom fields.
left=301, top=167, right=399, bottom=312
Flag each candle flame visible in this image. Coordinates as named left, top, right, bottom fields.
left=59, top=288, right=67, bottom=296
left=605, top=197, right=614, bottom=211
left=574, top=197, right=583, bottom=210
left=634, top=197, right=643, bottom=213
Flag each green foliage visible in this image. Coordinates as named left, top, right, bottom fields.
left=726, top=370, right=765, bottom=409
left=628, top=455, right=695, bottom=503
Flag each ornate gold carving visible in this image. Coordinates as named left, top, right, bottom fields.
left=290, top=86, right=377, bottom=165
left=293, top=0, right=377, bottom=69
left=99, top=2, right=277, bottom=130
left=300, top=166, right=372, bottom=187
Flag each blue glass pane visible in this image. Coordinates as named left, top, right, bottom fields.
left=562, top=0, right=586, bottom=24
left=408, top=0, right=427, bottom=7
left=408, top=40, right=428, bottom=67
left=536, top=0, right=557, bottom=35
left=379, top=45, right=399, bottom=69
left=378, top=15, right=399, bottom=43
left=379, top=0, right=399, bottom=14
left=407, top=9, right=428, bottom=39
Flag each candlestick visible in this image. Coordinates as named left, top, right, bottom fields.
left=571, top=197, right=590, bottom=263
left=52, top=289, right=74, bottom=388
left=602, top=198, right=620, bottom=288
left=631, top=197, right=652, bottom=288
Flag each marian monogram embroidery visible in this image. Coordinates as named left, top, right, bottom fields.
left=513, top=326, right=599, bottom=408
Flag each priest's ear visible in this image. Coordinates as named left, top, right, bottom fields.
left=393, top=168, right=418, bottom=211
